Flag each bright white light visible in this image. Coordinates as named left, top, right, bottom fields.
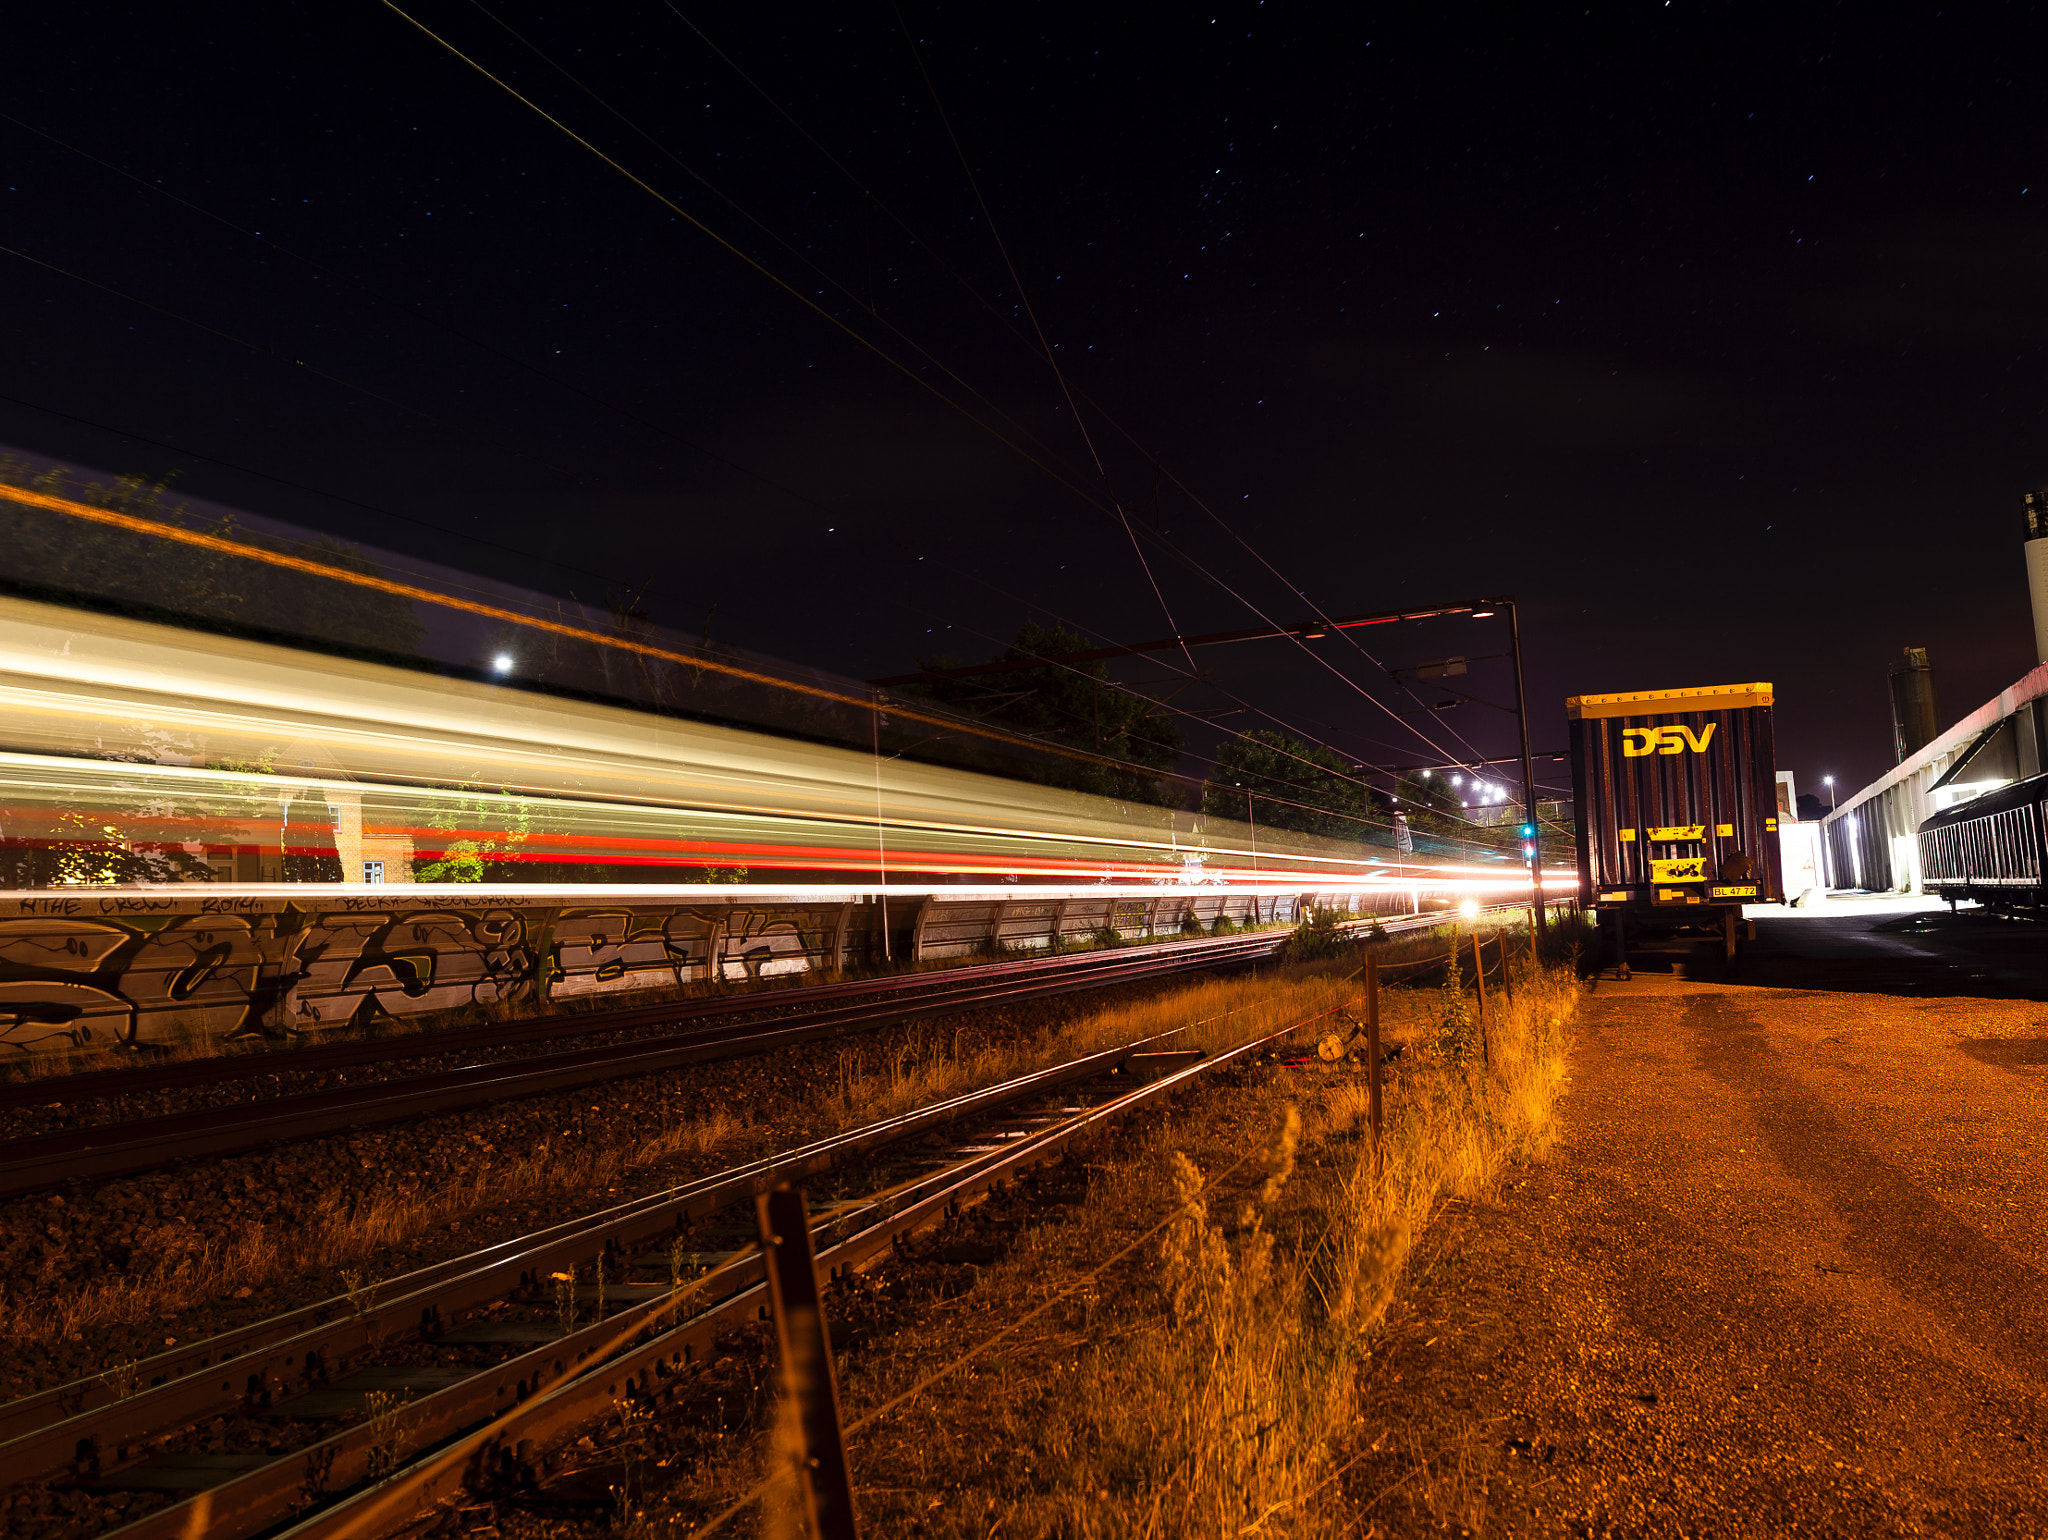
left=492, top=655, right=514, bottom=674
left=1451, top=774, right=1463, bottom=786
left=1824, top=775, right=1833, bottom=785
left=1458, top=899, right=1480, bottom=919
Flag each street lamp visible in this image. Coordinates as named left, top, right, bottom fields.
left=1824, top=775, right=1835, bottom=813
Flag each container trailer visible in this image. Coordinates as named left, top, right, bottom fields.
left=1567, top=681, right=1784, bottom=971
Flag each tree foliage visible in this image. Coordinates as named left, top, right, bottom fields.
left=1201, top=730, right=1381, bottom=843
left=0, top=458, right=426, bottom=660
left=909, top=622, right=1183, bottom=805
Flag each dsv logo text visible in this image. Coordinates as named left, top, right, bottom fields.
left=1622, top=724, right=1718, bottom=757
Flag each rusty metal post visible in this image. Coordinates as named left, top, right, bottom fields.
left=1471, top=932, right=1490, bottom=1067
left=1366, top=955, right=1383, bottom=1182
left=756, top=1186, right=860, bottom=1540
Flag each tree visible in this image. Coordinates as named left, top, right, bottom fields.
left=0, top=460, right=427, bottom=661
left=1201, top=730, right=1381, bottom=843
left=909, top=622, right=1183, bottom=805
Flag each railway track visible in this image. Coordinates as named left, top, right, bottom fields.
left=0, top=993, right=1350, bottom=1540
left=0, top=926, right=1303, bottom=1199
left=0, top=925, right=1298, bottom=1115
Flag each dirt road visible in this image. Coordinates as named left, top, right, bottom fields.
left=1348, top=935, right=2047, bottom=1536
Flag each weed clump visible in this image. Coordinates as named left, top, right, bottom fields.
left=1434, top=934, right=1480, bottom=1062
left=1281, top=905, right=1352, bottom=963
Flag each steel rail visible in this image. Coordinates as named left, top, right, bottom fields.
left=0, top=924, right=1292, bottom=1114
left=0, top=1026, right=1191, bottom=1480
left=98, top=992, right=1356, bottom=1540
left=16, top=903, right=1519, bottom=1539
left=0, top=905, right=1516, bottom=1198
left=0, top=933, right=1288, bottom=1198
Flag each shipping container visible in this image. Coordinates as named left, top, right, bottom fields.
left=1567, top=683, right=1785, bottom=937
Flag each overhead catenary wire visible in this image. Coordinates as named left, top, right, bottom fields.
left=0, top=110, right=860, bottom=556
left=420, top=3, right=1480, bottom=787
left=16, top=20, right=1560, bottom=857
left=372, top=0, right=1130, bottom=541
left=0, top=481, right=1192, bottom=783
left=36, top=9, right=1540, bottom=831
left=456, top=1, right=1099, bottom=516
left=914, top=605, right=1518, bottom=843
left=888, top=2, right=1201, bottom=679
left=651, top=10, right=1503, bottom=778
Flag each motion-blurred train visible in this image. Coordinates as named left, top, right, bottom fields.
left=0, top=589, right=1558, bottom=899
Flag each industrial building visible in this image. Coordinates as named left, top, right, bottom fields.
left=1821, top=490, right=2048, bottom=892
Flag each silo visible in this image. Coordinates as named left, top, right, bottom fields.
left=2025, top=489, right=2048, bottom=664
left=1889, top=647, right=1937, bottom=764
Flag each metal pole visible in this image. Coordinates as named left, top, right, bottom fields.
left=869, top=689, right=890, bottom=963
left=1503, top=597, right=1547, bottom=938
left=756, top=1186, right=861, bottom=1540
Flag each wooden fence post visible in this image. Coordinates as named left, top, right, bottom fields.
left=1366, top=954, right=1383, bottom=1182
left=756, top=1186, right=860, bottom=1540
left=1471, top=931, right=1490, bottom=1068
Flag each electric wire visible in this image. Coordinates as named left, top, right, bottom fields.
left=888, top=1, right=1200, bottom=676
left=458, top=0, right=1090, bottom=505
left=372, top=0, right=1126, bottom=534
left=28, top=13, right=1513, bottom=821
left=651, top=11, right=1500, bottom=780
left=383, top=3, right=1492, bottom=797
left=916, top=606, right=1517, bottom=845
left=439, top=2, right=1443, bottom=792
left=0, top=109, right=843, bottom=535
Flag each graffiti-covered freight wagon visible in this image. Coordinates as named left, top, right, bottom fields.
left=0, top=887, right=1350, bottom=1055
left=1568, top=682, right=1783, bottom=969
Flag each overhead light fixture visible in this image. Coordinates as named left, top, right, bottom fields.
left=1300, top=625, right=1328, bottom=640
left=1471, top=608, right=1495, bottom=619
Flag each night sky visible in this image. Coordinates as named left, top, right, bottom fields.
left=5, top=4, right=2045, bottom=805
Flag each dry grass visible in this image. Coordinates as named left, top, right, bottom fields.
left=698, top=933, right=1584, bottom=1538
left=1, top=1108, right=746, bottom=1346
left=819, top=964, right=1362, bottom=1131
left=0, top=962, right=1362, bottom=1355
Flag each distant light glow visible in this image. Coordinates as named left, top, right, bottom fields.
left=1458, top=899, right=1480, bottom=919
left=492, top=655, right=514, bottom=674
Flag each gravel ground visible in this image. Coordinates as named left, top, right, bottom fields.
left=0, top=968, right=1213, bottom=1402
left=1346, top=970, right=2048, bottom=1537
